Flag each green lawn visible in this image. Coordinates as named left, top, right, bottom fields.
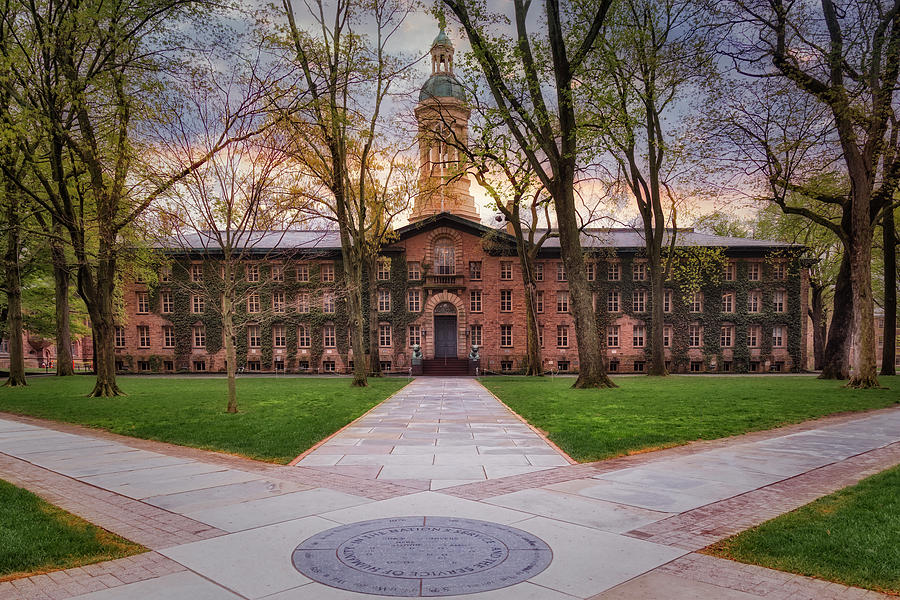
left=0, top=376, right=408, bottom=463
left=706, top=465, right=900, bottom=594
left=480, top=375, right=900, bottom=462
left=0, top=479, right=144, bottom=580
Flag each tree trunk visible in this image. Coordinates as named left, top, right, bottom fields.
left=511, top=222, right=542, bottom=376
left=648, top=254, right=667, bottom=376
left=881, top=208, right=896, bottom=376
left=4, top=187, right=26, bottom=387
left=820, top=251, right=851, bottom=379
left=85, top=248, right=123, bottom=397
left=846, top=185, right=880, bottom=388
left=809, top=281, right=826, bottom=371
left=366, top=258, right=382, bottom=378
left=553, top=182, right=615, bottom=388
left=223, top=275, right=238, bottom=413
left=51, top=224, right=74, bottom=377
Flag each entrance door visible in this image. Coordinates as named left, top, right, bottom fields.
left=434, top=316, right=458, bottom=358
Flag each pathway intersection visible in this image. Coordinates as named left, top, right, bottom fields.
left=0, top=377, right=896, bottom=599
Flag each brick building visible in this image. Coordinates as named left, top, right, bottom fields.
left=114, top=30, right=809, bottom=375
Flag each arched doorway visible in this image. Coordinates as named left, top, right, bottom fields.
left=433, top=301, right=458, bottom=358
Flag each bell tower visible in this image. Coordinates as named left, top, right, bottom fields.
left=410, top=29, right=480, bottom=223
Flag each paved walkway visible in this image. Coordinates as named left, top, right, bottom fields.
left=293, top=378, right=572, bottom=490
left=0, top=379, right=897, bottom=600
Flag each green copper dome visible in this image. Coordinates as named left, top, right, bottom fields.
left=432, top=29, right=452, bottom=47
left=419, top=73, right=466, bottom=101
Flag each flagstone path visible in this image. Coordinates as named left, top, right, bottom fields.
left=0, top=377, right=897, bottom=600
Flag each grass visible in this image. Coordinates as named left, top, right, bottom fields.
left=706, top=465, right=900, bottom=594
left=0, top=375, right=408, bottom=463
left=0, top=479, right=144, bottom=580
left=480, top=375, right=900, bottom=462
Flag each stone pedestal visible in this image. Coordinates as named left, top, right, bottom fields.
left=468, top=359, right=480, bottom=376
left=411, top=359, right=423, bottom=376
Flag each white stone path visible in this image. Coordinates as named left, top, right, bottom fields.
left=293, top=377, right=572, bottom=489
left=0, top=377, right=897, bottom=600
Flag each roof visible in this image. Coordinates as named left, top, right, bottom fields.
left=419, top=73, right=466, bottom=102
left=158, top=214, right=800, bottom=255
left=432, top=29, right=452, bottom=47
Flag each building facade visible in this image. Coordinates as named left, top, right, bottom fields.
left=113, top=31, right=809, bottom=375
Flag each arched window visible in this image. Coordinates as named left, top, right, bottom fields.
left=434, top=238, right=455, bottom=275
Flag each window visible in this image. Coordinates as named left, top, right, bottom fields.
left=271, top=265, right=284, bottom=282
left=664, top=289, right=673, bottom=313
left=321, top=263, right=335, bottom=282
left=247, top=325, right=260, bottom=348
left=748, top=263, right=761, bottom=281
left=247, top=293, right=260, bottom=314
left=538, top=326, right=544, bottom=347
left=689, top=324, right=703, bottom=347
left=772, top=325, right=786, bottom=348
left=500, top=289, right=512, bottom=312
left=322, top=360, right=336, bottom=372
left=556, top=291, right=569, bottom=313
left=379, top=361, right=392, bottom=372
left=722, top=292, right=734, bottom=313
left=501, top=361, right=513, bottom=372
left=721, top=325, right=733, bottom=348
left=191, top=294, right=204, bottom=314
left=193, top=325, right=206, bottom=348
left=379, top=323, right=392, bottom=347
left=690, top=291, right=703, bottom=312
left=663, top=324, right=672, bottom=348
left=749, top=360, right=760, bottom=372
left=160, top=266, right=171, bottom=283
left=377, top=259, right=391, bottom=281
left=274, top=358, right=285, bottom=372
left=748, top=324, right=761, bottom=347
left=434, top=238, right=455, bottom=275
left=724, top=262, right=736, bottom=281
left=608, top=360, right=619, bottom=372
left=378, top=289, right=391, bottom=312
left=633, top=262, right=646, bottom=281
left=296, top=264, right=310, bottom=282
left=190, top=264, right=203, bottom=282
left=194, top=360, right=207, bottom=372
left=722, top=361, right=732, bottom=372
left=633, top=289, right=646, bottom=312
left=607, top=324, right=620, bottom=347
left=408, top=261, right=421, bottom=280
left=632, top=324, right=645, bottom=348
left=163, top=325, right=175, bottom=348
left=246, top=264, right=259, bottom=282
left=273, top=324, right=285, bottom=348
left=469, top=261, right=482, bottom=280
left=408, top=325, right=421, bottom=347
left=586, top=261, right=596, bottom=281
left=500, top=324, right=512, bottom=347
left=556, top=262, right=567, bottom=281
left=273, top=291, right=286, bottom=313
left=606, top=290, right=620, bottom=312
left=557, top=325, right=569, bottom=348
left=323, top=324, right=336, bottom=347
left=137, top=292, right=149, bottom=314
left=608, top=262, right=620, bottom=281
left=771, top=361, right=784, bottom=372
left=535, top=290, right=544, bottom=313
left=138, top=325, right=150, bottom=348
left=470, top=290, right=483, bottom=312
left=633, top=361, right=645, bottom=373
left=773, top=290, right=786, bottom=312
left=407, top=290, right=421, bottom=312
left=323, top=292, right=335, bottom=314
left=161, top=291, right=173, bottom=314
left=163, top=360, right=174, bottom=371
left=500, top=261, right=513, bottom=280
left=773, top=262, right=786, bottom=280
left=690, top=361, right=703, bottom=372
left=470, top=324, right=482, bottom=347
left=114, top=326, right=126, bottom=348
left=748, top=290, right=761, bottom=313
left=534, top=263, right=543, bottom=281
left=297, top=292, right=310, bottom=313
left=558, top=360, right=570, bottom=372
left=298, top=325, right=311, bottom=348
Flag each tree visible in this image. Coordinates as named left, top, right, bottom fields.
left=879, top=205, right=897, bottom=375
left=715, top=0, right=900, bottom=388
left=1, top=166, right=25, bottom=386
left=584, top=0, right=714, bottom=375
left=278, top=0, right=415, bottom=386
left=441, top=0, right=616, bottom=388
left=0, top=0, right=252, bottom=396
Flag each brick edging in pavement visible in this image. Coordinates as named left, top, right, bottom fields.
left=439, top=405, right=900, bottom=500
left=0, top=411, right=423, bottom=501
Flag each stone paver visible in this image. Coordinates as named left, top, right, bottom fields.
left=0, top=382, right=897, bottom=600
left=293, top=377, right=573, bottom=490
